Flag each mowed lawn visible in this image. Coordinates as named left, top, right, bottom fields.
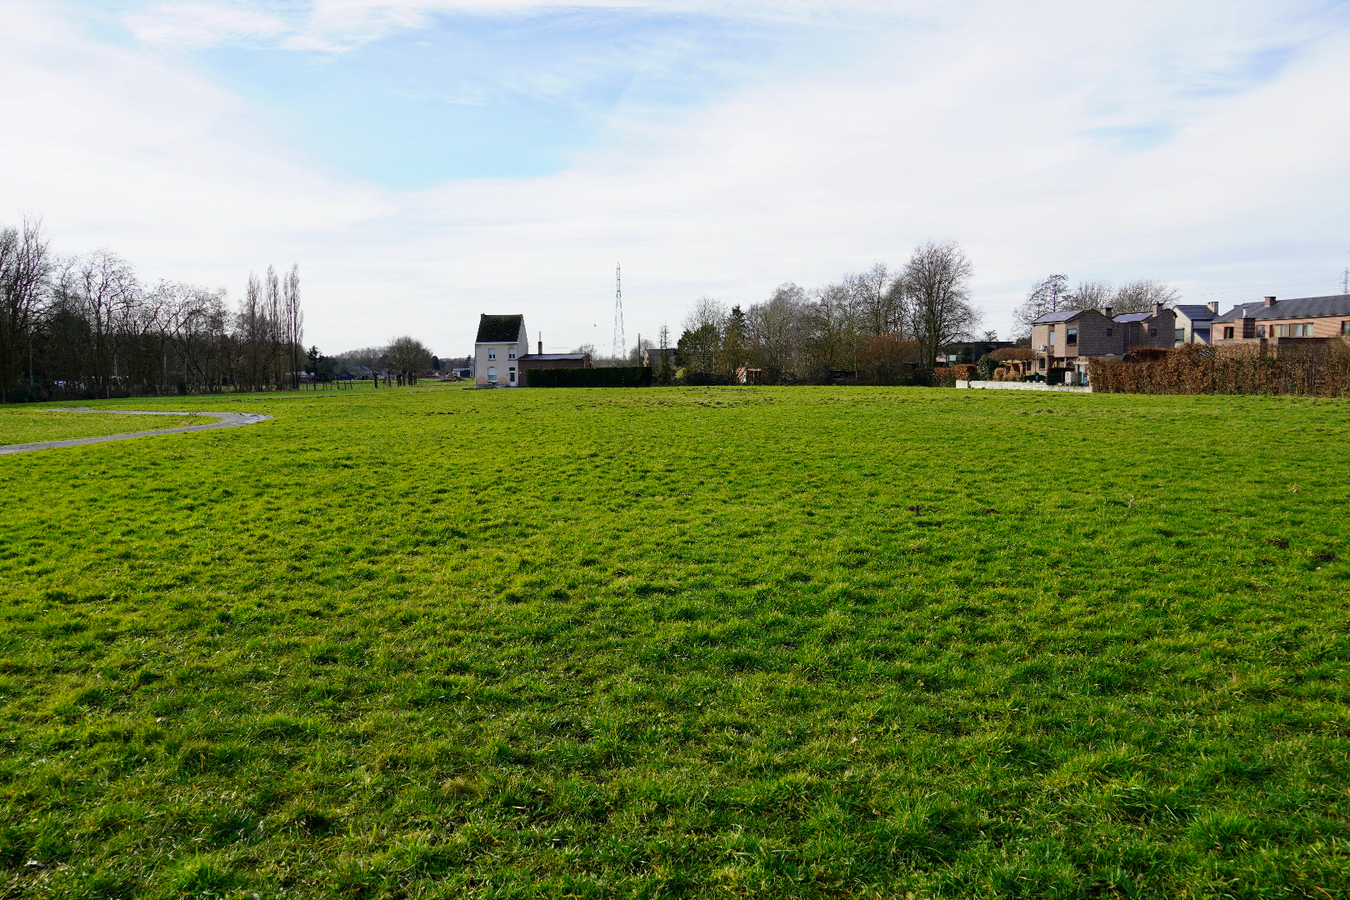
left=2, top=385, right=1348, bottom=899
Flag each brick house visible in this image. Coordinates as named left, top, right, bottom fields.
left=1210, top=295, right=1350, bottom=346
left=1030, top=308, right=1118, bottom=381
left=1031, top=303, right=1177, bottom=382
left=1114, top=305, right=1178, bottom=353
left=1173, top=303, right=1221, bottom=345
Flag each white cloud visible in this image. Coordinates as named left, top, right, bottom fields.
left=1, top=0, right=1347, bottom=355
left=125, top=1, right=292, bottom=47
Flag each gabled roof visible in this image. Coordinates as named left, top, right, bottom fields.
left=1212, top=294, right=1350, bottom=323
left=1174, top=304, right=1216, bottom=321
left=476, top=314, right=525, bottom=343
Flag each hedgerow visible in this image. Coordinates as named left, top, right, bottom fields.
left=1089, top=342, right=1350, bottom=396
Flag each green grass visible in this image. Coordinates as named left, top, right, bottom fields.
left=1, top=385, right=1348, bottom=898
left=0, top=409, right=214, bottom=446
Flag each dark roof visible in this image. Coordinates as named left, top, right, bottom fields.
left=1212, top=294, right=1350, bottom=324
left=475, top=314, right=525, bottom=343
left=1113, top=312, right=1151, bottom=323
left=1030, top=309, right=1090, bottom=324
left=520, top=353, right=587, bottom=361
left=1174, top=304, right=1216, bottom=321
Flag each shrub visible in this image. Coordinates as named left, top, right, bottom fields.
left=975, top=355, right=999, bottom=381
left=1087, top=342, right=1350, bottom=397
left=526, top=366, right=653, bottom=388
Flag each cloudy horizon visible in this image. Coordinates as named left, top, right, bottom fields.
left=3, top=0, right=1348, bottom=358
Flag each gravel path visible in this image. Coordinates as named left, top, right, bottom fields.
left=0, top=408, right=272, bottom=455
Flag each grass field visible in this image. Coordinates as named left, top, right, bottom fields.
left=2, top=385, right=1348, bottom=899
left=0, top=409, right=215, bottom=447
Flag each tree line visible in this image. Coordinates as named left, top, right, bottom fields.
left=310, top=337, right=437, bottom=386
left=0, top=219, right=304, bottom=402
left=663, top=240, right=983, bottom=384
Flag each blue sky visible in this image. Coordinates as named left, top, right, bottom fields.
left=187, top=9, right=820, bottom=187
left=2, top=0, right=1349, bottom=355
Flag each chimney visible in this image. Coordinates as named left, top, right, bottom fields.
left=538, top=339, right=543, bottom=355
left=1104, top=306, right=1114, bottom=319
left=1152, top=301, right=1162, bottom=317
left=1207, top=301, right=1219, bottom=314
left=1264, top=296, right=1277, bottom=307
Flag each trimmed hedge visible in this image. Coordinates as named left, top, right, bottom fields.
left=1088, top=342, right=1350, bottom=396
left=526, top=366, right=652, bottom=388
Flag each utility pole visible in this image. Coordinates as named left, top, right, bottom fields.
left=613, top=263, right=625, bottom=361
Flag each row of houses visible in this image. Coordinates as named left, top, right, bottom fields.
left=1029, top=294, right=1350, bottom=383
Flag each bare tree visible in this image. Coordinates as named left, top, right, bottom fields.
left=851, top=262, right=905, bottom=337
left=61, top=250, right=139, bottom=398
left=744, top=283, right=806, bottom=382
left=284, top=264, right=302, bottom=388
left=903, top=240, right=980, bottom=367
left=0, top=219, right=53, bottom=401
left=677, top=296, right=727, bottom=375
left=385, top=336, right=432, bottom=385
left=1113, top=279, right=1179, bottom=313
left=1011, top=274, right=1068, bottom=340
left=805, top=280, right=858, bottom=376
left=264, top=265, right=282, bottom=389
left=1064, top=280, right=1115, bottom=312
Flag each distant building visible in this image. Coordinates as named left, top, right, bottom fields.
left=642, top=347, right=677, bottom=370
left=936, top=340, right=1014, bottom=366
left=473, top=314, right=590, bottom=387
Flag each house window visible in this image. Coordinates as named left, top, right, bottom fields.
left=1038, top=357, right=1046, bottom=370
left=488, top=347, right=496, bottom=360
left=1149, top=327, right=1157, bottom=336
left=508, top=347, right=516, bottom=360
left=1175, top=329, right=1185, bottom=342
left=1223, top=326, right=1234, bottom=340
left=1066, top=328, right=1078, bottom=345
left=1342, top=321, right=1350, bottom=335
left=1048, top=326, right=1055, bottom=346
left=1296, top=323, right=1313, bottom=337
left=1105, top=327, right=1113, bottom=336
left=1256, top=325, right=1266, bottom=338
left=487, top=366, right=497, bottom=383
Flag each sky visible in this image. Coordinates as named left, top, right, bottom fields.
left=2, top=0, right=1349, bottom=358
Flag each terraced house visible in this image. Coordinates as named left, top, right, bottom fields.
left=1209, top=295, right=1350, bottom=346
left=1030, top=303, right=1176, bottom=383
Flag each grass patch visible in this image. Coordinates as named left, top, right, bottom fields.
left=0, top=409, right=214, bottom=446
left=1, top=385, right=1348, bottom=897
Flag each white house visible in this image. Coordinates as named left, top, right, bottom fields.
left=474, top=314, right=527, bottom=387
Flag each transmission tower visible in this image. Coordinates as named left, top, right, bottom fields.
left=1342, top=265, right=1349, bottom=295
left=612, top=263, right=626, bottom=360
